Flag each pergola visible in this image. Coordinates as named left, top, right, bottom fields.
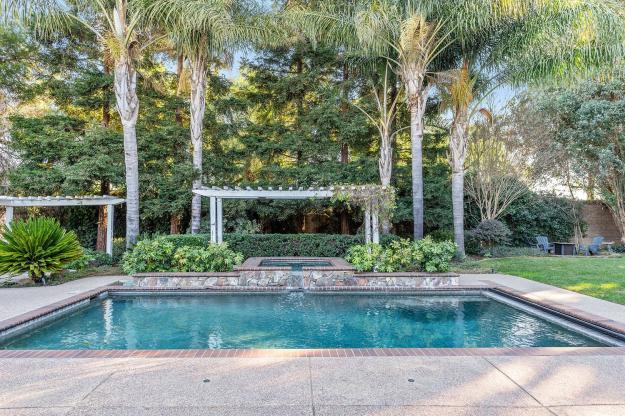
left=0, top=195, right=126, bottom=255
left=192, top=185, right=382, bottom=244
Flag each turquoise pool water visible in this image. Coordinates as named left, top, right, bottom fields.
left=258, top=259, right=332, bottom=269
left=0, top=293, right=607, bottom=349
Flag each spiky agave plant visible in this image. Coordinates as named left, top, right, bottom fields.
left=0, top=217, right=83, bottom=283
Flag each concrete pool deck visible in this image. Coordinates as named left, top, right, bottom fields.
left=2, top=274, right=625, bottom=415
left=2, top=355, right=625, bottom=415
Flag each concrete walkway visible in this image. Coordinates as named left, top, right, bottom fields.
left=0, top=276, right=126, bottom=322
left=1, top=354, right=625, bottom=415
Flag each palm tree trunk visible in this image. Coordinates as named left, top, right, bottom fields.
left=408, top=87, right=429, bottom=240
left=379, top=131, right=392, bottom=187
left=114, top=56, right=140, bottom=248
left=190, top=54, right=207, bottom=234
left=97, top=55, right=112, bottom=252
left=449, top=118, right=469, bottom=256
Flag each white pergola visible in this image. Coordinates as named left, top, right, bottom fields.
left=0, top=195, right=126, bottom=255
left=192, top=185, right=381, bottom=244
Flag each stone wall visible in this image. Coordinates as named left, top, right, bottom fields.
left=132, top=271, right=459, bottom=289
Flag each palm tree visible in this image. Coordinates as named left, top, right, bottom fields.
left=143, top=0, right=273, bottom=234
left=427, top=0, right=625, bottom=256
left=352, top=2, right=449, bottom=240
left=286, top=1, right=449, bottom=239
left=436, top=63, right=492, bottom=256
left=354, top=62, right=402, bottom=188
left=5, top=0, right=157, bottom=247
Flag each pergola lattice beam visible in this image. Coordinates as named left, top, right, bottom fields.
left=0, top=195, right=125, bottom=255
left=192, top=186, right=381, bottom=244
left=0, top=195, right=126, bottom=207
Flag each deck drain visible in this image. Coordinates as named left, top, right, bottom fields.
left=408, top=379, right=415, bottom=383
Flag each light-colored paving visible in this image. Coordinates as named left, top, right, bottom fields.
left=0, top=276, right=126, bottom=322
left=459, top=273, right=625, bottom=325
left=2, top=356, right=625, bottom=415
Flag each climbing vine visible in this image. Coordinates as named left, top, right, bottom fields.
left=332, top=185, right=396, bottom=225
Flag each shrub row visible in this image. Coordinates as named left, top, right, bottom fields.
left=345, top=238, right=457, bottom=273
left=121, top=236, right=243, bottom=275
left=138, top=233, right=400, bottom=258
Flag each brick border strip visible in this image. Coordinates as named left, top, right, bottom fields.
left=1, top=346, right=625, bottom=359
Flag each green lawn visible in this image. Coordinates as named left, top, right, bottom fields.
left=455, top=256, right=625, bottom=305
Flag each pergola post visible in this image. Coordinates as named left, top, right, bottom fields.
left=105, top=204, right=114, bottom=256
left=216, top=197, right=223, bottom=244
left=371, top=209, right=380, bottom=244
left=4, top=206, right=13, bottom=226
left=364, top=204, right=372, bottom=244
left=209, top=197, right=217, bottom=244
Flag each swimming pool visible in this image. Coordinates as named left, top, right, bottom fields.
left=0, top=292, right=617, bottom=349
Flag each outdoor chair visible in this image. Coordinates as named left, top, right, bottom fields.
left=535, top=236, right=554, bottom=253
left=578, top=236, right=605, bottom=256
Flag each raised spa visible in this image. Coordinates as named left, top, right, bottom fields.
left=0, top=292, right=618, bottom=349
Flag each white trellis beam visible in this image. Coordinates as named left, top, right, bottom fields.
left=193, top=186, right=386, bottom=245
left=0, top=195, right=125, bottom=256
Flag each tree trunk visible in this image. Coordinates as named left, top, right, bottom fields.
left=407, top=87, right=429, bottom=240
left=102, top=53, right=112, bottom=128
left=379, top=131, right=392, bottom=187
left=449, top=115, right=469, bottom=257
left=114, top=55, right=140, bottom=248
left=175, top=53, right=184, bottom=126
left=340, top=62, right=349, bottom=163
left=340, top=210, right=349, bottom=234
left=170, top=214, right=181, bottom=234
left=97, top=55, right=112, bottom=252
left=190, top=54, right=207, bottom=234
left=96, top=181, right=110, bottom=252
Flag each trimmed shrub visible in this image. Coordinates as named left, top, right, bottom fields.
left=121, top=236, right=244, bottom=274
left=488, top=246, right=545, bottom=258
left=472, top=220, right=511, bottom=250
left=344, top=244, right=390, bottom=272
left=121, top=237, right=176, bottom=275
left=112, top=238, right=127, bottom=265
left=225, top=233, right=399, bottom=258
left=139, top=233, right=400, bottom=258
left=346, top=237, right=456, bottom=273
left=0, top=217, right=83, bottom=282
left=172, top=245, right=244, bottom=272
left=414, top=238, right=457, bottom=272
left=66, top=248, right=114, bottom=270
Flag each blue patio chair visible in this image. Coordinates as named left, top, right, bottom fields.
left=578, top=236, right=604, bottom=256
left=535, top=236, right=554, bottom=253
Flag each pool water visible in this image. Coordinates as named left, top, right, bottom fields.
left=0, top=293, right=607, bottom=349
left=258, top=259, right=332, bottom=270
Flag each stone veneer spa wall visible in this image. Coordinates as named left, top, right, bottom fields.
left=132, top=257, right=459, bottom=289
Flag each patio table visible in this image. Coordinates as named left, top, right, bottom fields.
left=553, top=242, right=577, bottom=256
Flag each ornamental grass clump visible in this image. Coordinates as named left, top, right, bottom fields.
left=0, top=217, right=83, bottom=283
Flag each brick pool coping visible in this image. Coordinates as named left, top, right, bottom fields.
left=2, top=284, right=625, bottom=358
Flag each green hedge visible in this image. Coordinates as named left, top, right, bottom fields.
left=144, top=233, right=400, bottom=258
